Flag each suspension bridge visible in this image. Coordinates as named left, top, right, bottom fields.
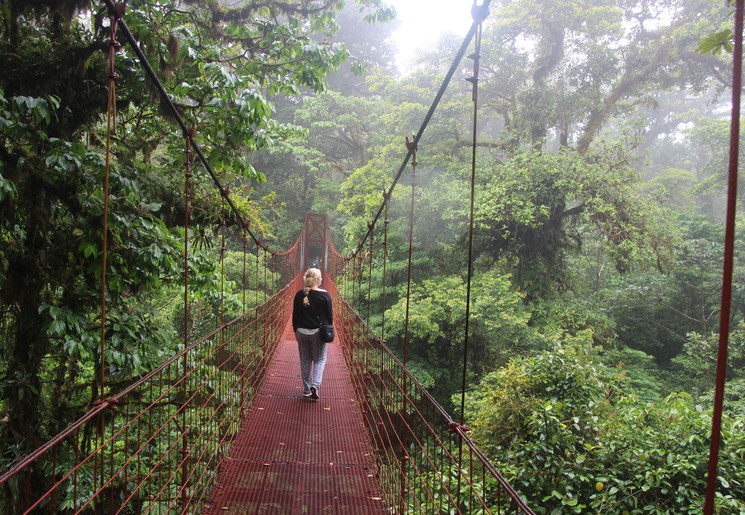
left=0, top=1, right=536, bottom=508
left=1, top=0, right=742, bottom=512
left=0, top=212, right=533, bottom=514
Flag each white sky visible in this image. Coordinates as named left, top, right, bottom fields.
left=386, top=0, right=475, bottom=72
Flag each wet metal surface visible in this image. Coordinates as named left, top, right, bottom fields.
left=204, top=324, right=386, bottom=514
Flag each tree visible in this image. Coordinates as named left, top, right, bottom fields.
left=0, top=0, right=389, bottom=462
left=597, top=212, right=745, bottom=364
left=671, top=322, right=745, bottom=395
left=474, top=0, right=730, bottom=154
left=463, top=342, right=745, bottom=513
left=325, top=2, right=398, bottom=94
left=471, top=150, right=673, bottom=298
left=383, top=270, right=535, bottom=409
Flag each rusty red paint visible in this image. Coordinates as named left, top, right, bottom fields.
left=203, top=323, right=386, bottom=514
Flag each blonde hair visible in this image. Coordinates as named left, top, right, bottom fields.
left=302, top=268, right=322, bottom=306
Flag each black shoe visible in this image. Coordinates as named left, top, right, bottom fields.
left=310, top=386, right=319, bottom=400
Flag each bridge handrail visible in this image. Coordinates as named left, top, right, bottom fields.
left=329, top=278, right=534, bottom=514
left=0, top=276, right=299, bottom=513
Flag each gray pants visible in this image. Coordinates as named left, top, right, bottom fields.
left=295, top=331, right=329, bottom=395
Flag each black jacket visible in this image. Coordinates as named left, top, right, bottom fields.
left=292, top=288, right=333, bottom=332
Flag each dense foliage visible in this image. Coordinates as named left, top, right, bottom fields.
left=1, top=0, right=744, bottom=512
left=0, top=0, right=390, bottom=488
left=464, top=342, right=745, bottom=513
left=253, top=0, right=745, bottom=511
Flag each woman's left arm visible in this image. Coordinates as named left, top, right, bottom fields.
left=326, top=294, right=333, bottom=324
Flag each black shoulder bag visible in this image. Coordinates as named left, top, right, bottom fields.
left=318, top=318, right=335, bottom=343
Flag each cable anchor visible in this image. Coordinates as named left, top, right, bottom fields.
left=448, top=421, right=471, bottom=433
left=471, top=2, right=489, bottom=24
left=92, top=397, right=120, bottom=411
left=405, top=135, right=418, bottom=166
left=106, top=2, right=127, bottom=51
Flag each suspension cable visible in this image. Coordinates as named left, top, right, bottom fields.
left=254, top=243, right=261, bottom=367
left=353, top=0, right=494, bottom=259
left=704, top=0, right=743, bottom=512
left=460, top=0, right=486, bottom=429
left=380, top=195, right=390, bottom=342
left=400, top=136, right=418, bottom=511
left=243, top=233, right=247, bottom=316
left=101, top=0, right=493, bottom=267
left=241, top=231, right=248, bottom=412
left=94, top=9, right=126, bottom=497
left=99, top=0, right=267, bottom=253
left=183, top=127, right=195, bottom=347
left=456, top=3, right=487, bottom=506
left=221, top=191, right=228, bottom=326
left=357, top=248, right=364, bottom=314
left=367, top=222, right=374, bottom=324
left=100, top=1, right=126, bottom=401
left=181, top=124, right=195, bottom=509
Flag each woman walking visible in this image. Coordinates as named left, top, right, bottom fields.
left=292, top=268, right=333, bottom=400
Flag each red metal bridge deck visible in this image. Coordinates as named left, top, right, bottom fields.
left=204, top=322, right=387, bottom=514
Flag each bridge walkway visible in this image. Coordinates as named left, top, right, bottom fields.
left=204, top=321, right=387, bottom=514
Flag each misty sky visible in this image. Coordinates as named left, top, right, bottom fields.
left=386, top=0, right=475, bottom=71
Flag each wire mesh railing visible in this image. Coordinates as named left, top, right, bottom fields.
left=330, top=279, right=534, bottom=514
left=0, top=275, right=299, bottom=515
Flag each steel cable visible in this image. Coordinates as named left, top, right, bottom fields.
left=354, top=0, right=495, bottom=259
left=704, top=0, right=743, bottom=512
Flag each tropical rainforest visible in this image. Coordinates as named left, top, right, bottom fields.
left=0, top=0, right=744, bottom=513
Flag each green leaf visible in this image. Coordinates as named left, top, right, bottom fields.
left=695, top=29, right=734, bottom=55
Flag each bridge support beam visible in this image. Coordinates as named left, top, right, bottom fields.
left=302, top=213, right=328, bottom=272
